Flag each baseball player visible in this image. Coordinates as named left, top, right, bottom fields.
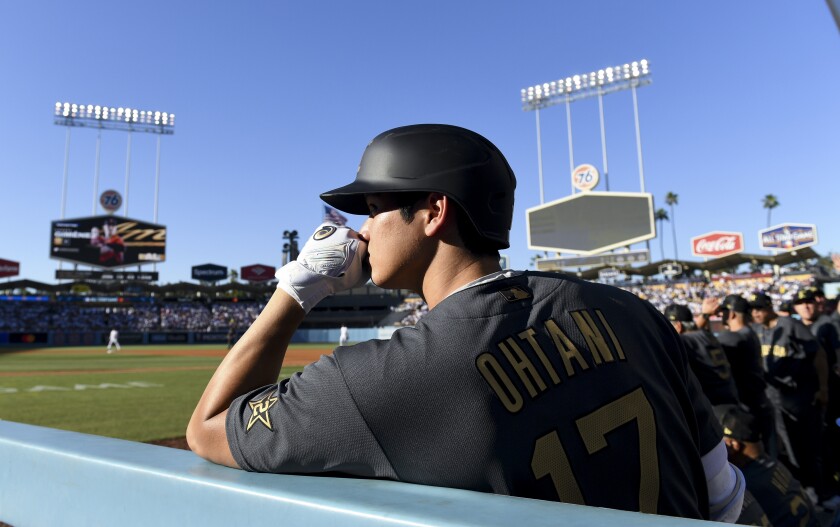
left=718, top=405, right=820, bottom=527
left=705, top=295, right=776, bottom=457
left=339, top=325, right=349, bottom=346
left=106, top=328, right=120, bottom=354
left=664, top=303, right=740, bottom=408
left=188, top=124, right=744, bottom=521
left=793, top=288, right=840, bottom=372
left=749, top=291, right=829, bottom=504
left=736, top=490, right=771, bottom=527
left=226, top=318, right=237, bottom=350
left=792, top=287, right=840, bottom=509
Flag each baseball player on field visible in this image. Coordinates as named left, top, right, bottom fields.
left=188, top=124, right=744, bottom=521
left=106, top=328, right=120, bottom=354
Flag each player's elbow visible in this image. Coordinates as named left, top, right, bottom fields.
left=186, top=413, right=239, bottom=468
left=185, top=418, right=209, bottom=459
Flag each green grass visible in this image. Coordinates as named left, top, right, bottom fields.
left=0, top=345, right=308, bottom=442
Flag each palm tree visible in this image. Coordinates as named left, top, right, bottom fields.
left=229, top=269, right=239, bottom=283
left=762, top=194, right=779, bottom=228
left=654, top=208, right=669, bottom=261
left=665, top=192, right=679, bottom=260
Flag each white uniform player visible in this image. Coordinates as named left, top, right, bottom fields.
left=339, top=325, right=349, bottom=346
left=107, top=328, right=121, bottom=354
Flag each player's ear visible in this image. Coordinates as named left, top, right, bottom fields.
left=423, top=192, right=449, bottom=237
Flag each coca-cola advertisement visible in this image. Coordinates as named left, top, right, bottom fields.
left=241, top=264, right=276, bottom=282
left=691, top=231, right=744, bottom=258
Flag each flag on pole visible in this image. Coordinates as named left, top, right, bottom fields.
left=323, top=205, right=348, bottom=226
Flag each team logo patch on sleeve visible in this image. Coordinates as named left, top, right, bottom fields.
left=246, top=392, right=279, bottom=432
left=498, top=286, right=532, bottom=302
left=313, top=225, right=337, bottom=240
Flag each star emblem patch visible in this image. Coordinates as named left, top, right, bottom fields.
left=246, top=392, right=279, bottom=432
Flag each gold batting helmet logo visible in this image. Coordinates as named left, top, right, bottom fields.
left=313, top=225, right=337, bottom=241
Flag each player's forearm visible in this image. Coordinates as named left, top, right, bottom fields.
left=189, top=289, right=305, bottom=429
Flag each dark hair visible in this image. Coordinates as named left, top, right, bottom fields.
left=392, top=192, right=500, bottom=258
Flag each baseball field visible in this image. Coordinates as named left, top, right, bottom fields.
left=0, top=343, right=333, bottom=444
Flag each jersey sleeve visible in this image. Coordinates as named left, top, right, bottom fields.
left=818, top=322, right=840, bottom=355
left=685, top=359, right=724, bottom=455
left=225, top=354, right=397, bottom=479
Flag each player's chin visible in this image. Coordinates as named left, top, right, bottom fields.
left=369, top=266, right=395, bottom=290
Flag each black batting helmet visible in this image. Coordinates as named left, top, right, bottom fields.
left=320, top=124, right=517, bottom=249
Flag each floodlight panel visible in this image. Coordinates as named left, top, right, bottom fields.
left=526, top=192, right=655, bottom=255
left=54, top=101, right=175, bottom=130
left=520, top=59, right=651, bottom=103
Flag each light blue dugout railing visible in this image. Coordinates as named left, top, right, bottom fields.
left=0, top=420, right=720, bottom=527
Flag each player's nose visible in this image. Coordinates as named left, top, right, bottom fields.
left=358, top=218, right=371, bottom=242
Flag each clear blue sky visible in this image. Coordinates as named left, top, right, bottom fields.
left=1, top=1, right=838, bottom=284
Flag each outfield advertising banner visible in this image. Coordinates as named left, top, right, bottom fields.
left=241, top=264, right=276, bottom=282
left=148, top=332, right=188, bottom=344
left=8, top=332, right=48, bottom=344
left=194, top=332, right=232, bottom=344
left=55, top=270, right=158, bottom=281
left=50, top=216, right=166, bottom=269
left=191, top=263, right=227, bottom=282
left=759, top=224, right=818, bottom=251
left=691, top=231, right=744, bottom=259
left=0, top=258, right=20, bottom=278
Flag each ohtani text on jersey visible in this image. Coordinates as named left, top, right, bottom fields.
left=475, top=308, right=626, bottom=413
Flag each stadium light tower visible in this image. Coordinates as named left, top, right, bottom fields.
left=520, top=59, right=652, bottom=201
left=283, top=230, right=299, bottom=262
left=53, top=102, right=175, bottom=222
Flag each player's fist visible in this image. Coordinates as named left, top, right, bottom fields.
left=275, top=222, right=370, bottom=313
left=701, top=297, right=720, bottom=316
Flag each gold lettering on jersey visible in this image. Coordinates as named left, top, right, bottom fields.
left=595, top=309, right=625, bottom=360
left=544, top=318, right=589, bottom=377
left=761, top=344, right=787, bottom=358
left=246, top=392, right=279, bottom=432
left=518, top=328, right=561, bottom=385
left=571, top=310, right=615, bottom=365
left=476, top=311, right=627, bottom=414
left=498, top=338, right=547, bottom=397
left=476, top=353, right=524, bottom=413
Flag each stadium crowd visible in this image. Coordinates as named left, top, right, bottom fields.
left=391, top=273, right=817, bottom=329
left=0, top=301, right=265, bottom=332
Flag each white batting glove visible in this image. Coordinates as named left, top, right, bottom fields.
left=275, top=223, right=370, bottom=313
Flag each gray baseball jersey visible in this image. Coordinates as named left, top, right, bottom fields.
left=741, top=455, right=820, bottom=527
left=717, top=327, right=770, bottom=415
left=227, top=272, right=721, bottom=519
left=678, top=330, right=740, bottom=406
left=751, top=317, right=819, bottom=412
